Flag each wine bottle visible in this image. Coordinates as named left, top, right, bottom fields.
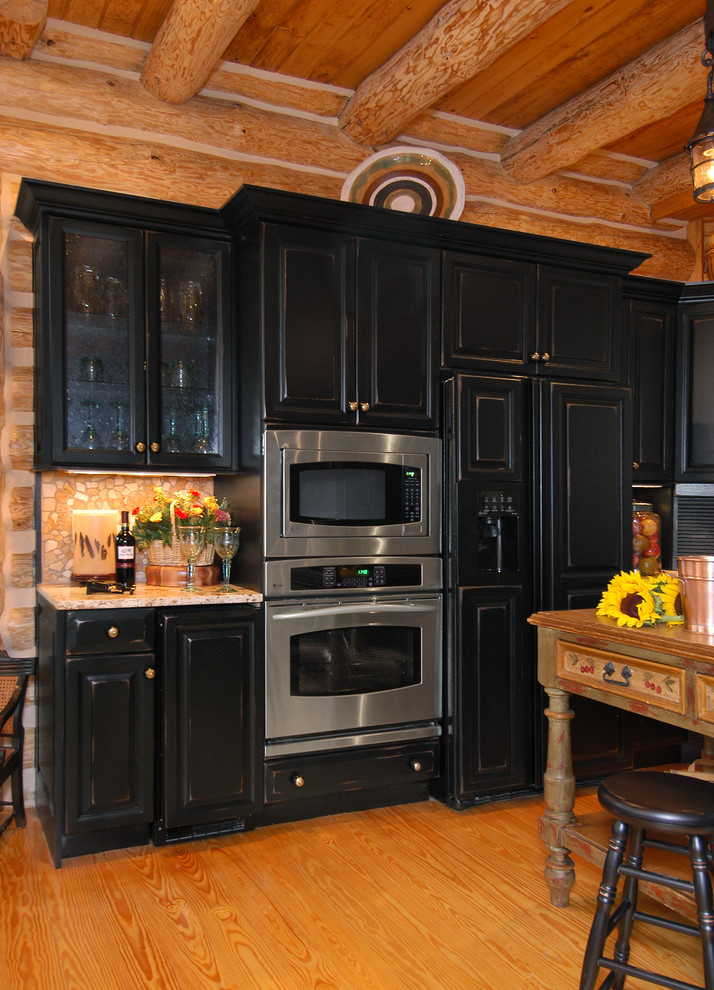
left=115, top=510, right=135, bottom=589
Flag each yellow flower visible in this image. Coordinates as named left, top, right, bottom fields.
left=597, top=571, right=657, bottom=627
left=651, top=572, right=684, bottom=624
left=149, top=511, right=162, bottom=523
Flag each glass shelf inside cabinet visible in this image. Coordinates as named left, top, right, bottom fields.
left=63, top=233, right=132, bottom=453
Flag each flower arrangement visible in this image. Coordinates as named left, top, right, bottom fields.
left=596, top=570, right=683, bottom=628
left=131, top=486, right=230, bottom=549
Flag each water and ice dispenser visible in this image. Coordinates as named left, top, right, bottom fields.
left=477, top=491, right=520, bottom=573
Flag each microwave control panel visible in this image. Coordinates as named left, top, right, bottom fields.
left=403, top=468, right=421, bottom=522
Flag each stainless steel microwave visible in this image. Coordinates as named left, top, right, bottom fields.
left=263, top=429, right=441, bottom=558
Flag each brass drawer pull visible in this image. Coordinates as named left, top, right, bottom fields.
left=291, top=774, right=305, bottom=788
left=106, top=625, right=120, bottom=639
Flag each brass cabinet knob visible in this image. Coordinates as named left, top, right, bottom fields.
left=410, top=759, right=423, bottom=773
left=291, top=774, right=305, bottom=788
left=135, top=441, right=146, bottom=453
left=348, top=401, right=358, bottom=412
left=540, top=352, right=550, bottom=362
left=360, top=402, right=370, bottom=412
left=633, top=461, right=640, bottom=470
left=529, top=352, right=541, bottom=362
left=150, top=442, right=160, bottom=453
left=144, top=667, right=156, bottom=680
left=106, top=626, right=120, bottom=639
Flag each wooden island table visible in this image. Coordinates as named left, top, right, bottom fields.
left=529, top=609, right=714, bottom=914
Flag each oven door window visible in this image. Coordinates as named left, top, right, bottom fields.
left=290, top=626, right=422, bottom=696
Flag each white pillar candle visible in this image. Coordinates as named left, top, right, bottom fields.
left=72, top=510, right=118, bottom=582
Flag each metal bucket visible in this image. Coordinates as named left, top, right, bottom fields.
left=677, top=555, right=714, bottom=634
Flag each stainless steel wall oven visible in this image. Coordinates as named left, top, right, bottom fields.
left=264, top=557, right=442, bottom=757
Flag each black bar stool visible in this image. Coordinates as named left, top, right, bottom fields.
left=579, top=770, right=714, bottom=990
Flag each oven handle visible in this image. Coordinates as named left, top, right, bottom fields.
left=271, top=602, right=438, bottom=620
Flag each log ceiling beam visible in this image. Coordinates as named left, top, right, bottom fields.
left=140, top=0, right=260, bottom=105
left=338, top=0, right=573, bottom=147
left=0, top=0, right=47, bottom=60
left=500, top=19, right=704, bottom=184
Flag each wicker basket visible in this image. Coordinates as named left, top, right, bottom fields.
left=145, top=539, right=215, bottom=566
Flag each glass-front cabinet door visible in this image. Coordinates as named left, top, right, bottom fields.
left=53, top=220, right=145, bottom=468
left=146, top=233, right=232, bottom=470
left=43, top=219, right=233, bottom=470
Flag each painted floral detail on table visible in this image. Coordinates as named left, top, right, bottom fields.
left=341, top=146, right=465, bottom=220
left=596, top=570, right=683, bottom=628
left=131, top=485, right=230, bottom=549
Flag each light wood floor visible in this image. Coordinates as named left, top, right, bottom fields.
left=0, top=789, right=706, bottom=990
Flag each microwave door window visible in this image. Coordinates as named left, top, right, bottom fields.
left=290, top=626, right=422, bottom=696
left=289, top=462, right=411, bottom=525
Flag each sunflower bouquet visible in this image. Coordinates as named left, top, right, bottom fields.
left=131, top=486, right=230, bottom=549
left=596, top=570, right=683, bottom=628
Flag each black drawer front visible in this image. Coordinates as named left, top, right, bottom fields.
left=265, top=739, right=439, bottom=803
left=65, top=609, right=154, bottom=655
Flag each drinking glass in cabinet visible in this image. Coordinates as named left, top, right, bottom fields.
left=104, top=277, right=127, bottom=319
left=169, top=361, right=191, bottom=388
left=80, top=356, right=103, bottom=382
left=179, top=280, right=203, bottom=325
left=111, top=403, right=129, bottom=451
left=159, top=278, right=174, bottom=322
left=79, top=400, right=102, bottom=449
left=73, top=264, right=101, bottom=315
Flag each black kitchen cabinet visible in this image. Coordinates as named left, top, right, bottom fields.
left=156, top=607, right=263, bottom=843
left=15, top=179, right=236, bottom=472
left=676, top=285, right=714, bottom=481
left=65, top=652, right=155, bottom=836
left=537, top=380, right=632, bottom=609
left=445, top=586, right=532, bottom=805
left=443, top=253, right=623, bottom=383
left=260, top=223, right=439, bottom=428
left=36, top=600, right=156, bottom=866
left=36, top=594, right=262, bottom=865
left=624, top=277, right=678, bottom=483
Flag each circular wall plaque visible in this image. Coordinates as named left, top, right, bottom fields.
left=341, top=146, right=465, bottom=220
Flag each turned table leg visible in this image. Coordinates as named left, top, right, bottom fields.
left=538, top=685, right=576, bottom=907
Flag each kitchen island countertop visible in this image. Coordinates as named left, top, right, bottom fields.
left=37, top=582, right=263, bottom=610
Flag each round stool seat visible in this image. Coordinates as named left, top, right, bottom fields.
left=598, top=770, right=714, bottom=836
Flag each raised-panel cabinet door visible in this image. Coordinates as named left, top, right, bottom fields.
left=451, top=586, right=533, bottom=803
left=627, top=296, right=676, bottom=482
left=159, top=608, right=262, bottom=838
left=454, top=374, right=527, bottom=482
left=442, top=252, right=536, bottom=372
left=676, top=302, right=714, bottom=480
left=64, top=654, right=155, bottom=833
left=536, top=268, right=622, bottom=382
left=356, top=239, right=439, bottom=429
left=263, top=224, right=355, bottom=424
left=537, top=380, right=632, bottom=608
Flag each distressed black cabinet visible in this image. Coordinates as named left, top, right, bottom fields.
left=260, top=224, right=439, bottom=428
left=36, top=595, right=262, bottom=865
left=65, top=653, right=155, bottom=837
left=443, top=253, right=623, bottom=382
left=15, top=179, right=235, bottom=472
left=36, top=600, right=156, bottom=866
left=156, top=607, right=263, bottom=843
left=446, top=586, right=533, bottom=805
left=676, top=286, right=714, bottom=481
left=624, top=278, right=678, bottom=483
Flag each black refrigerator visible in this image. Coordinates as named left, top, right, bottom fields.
left=437, top=372, right=638, bottom=809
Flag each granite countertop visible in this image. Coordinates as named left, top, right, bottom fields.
left=37, top=583, right=263, bottom=610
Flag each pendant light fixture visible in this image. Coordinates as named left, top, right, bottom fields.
left=688, top=0, right=714, bottom=202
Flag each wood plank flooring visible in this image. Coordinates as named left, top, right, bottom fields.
left=0, top=789, right=706, bottom=989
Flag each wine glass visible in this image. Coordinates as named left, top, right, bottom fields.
left=177, top=525, right=206, bottom=592
left=213, top=527, right=241, bottom=592
left=79, top=399, right=102, bottom=449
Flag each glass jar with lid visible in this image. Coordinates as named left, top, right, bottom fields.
left=632, top=502, right=661, bottom=576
